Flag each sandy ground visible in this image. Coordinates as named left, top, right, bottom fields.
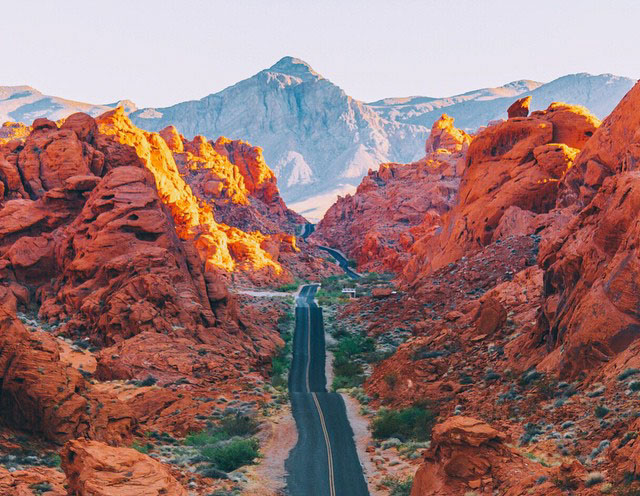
left=242, top=404, right=298, bottom=495
left=234, top=289, right=292, bottom=298
left=342, top=394, right=385, bottom=496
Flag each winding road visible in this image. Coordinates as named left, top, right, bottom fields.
left=301, top=223, right=361, bottom=280
left=285, top=285, right=369, bottom=496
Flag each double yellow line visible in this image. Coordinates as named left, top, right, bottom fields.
left=304, top=289, right=336, bottom=496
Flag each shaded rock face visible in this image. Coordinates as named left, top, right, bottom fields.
left=0, top=109, right=319, bottom=459
left=560, top=80, right=640, bottom=207
left=62, top=439, right=187, bottom=496
left=312, top=115, right=470, bottom=272
left=534, top=171, right=640, bottom=377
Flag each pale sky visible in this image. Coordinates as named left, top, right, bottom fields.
left=2, top=0, right=638, bottom=108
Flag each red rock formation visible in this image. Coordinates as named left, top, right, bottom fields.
left=507, top=96, right=531, bottom=118
left=0, top=108, right=329, bottom=493
left=409, top=417, right=593, bottom=496
left=0, top=288, right=134, bottom=445
left=313, top=115, right=469, bottom=272
left=404, top=102, right=599, bottom=285
left=411, top=417, right=533, bottom=495
left=160, top=126, right=305, bottom=235
left=0, top=466, right=66, bottom=495
left=62, top=439, right=187, bottom=496
left=560, top=81, right=640, bottom=207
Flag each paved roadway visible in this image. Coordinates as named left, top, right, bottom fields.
left=316, top=245, right=361, bottom=279
left=285, top=285, right=369, bottom=496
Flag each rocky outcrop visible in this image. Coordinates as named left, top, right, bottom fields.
left=409, top=417, right=592, bottom=496
left=312, top=115, right=469, bottom=272
left=160, top=125, right=304, bottom=235
left=0, top=466, right=66, bottom=495
left=404, top=102, right=600, bottom=285
left=0, top=288, right=135, bottom=445
left=0, top=108, right=328, bottom=493
left=560, top=79, right=640, bottom=207
left=61, top=439, right=187, bottom=496
left=507, top=96, right=531, bottom=118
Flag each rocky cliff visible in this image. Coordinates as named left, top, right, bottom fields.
left=0, top=109, right=332, bottom=494
left=3, top=67, right=633, bottom=221
left=331, top=81, right=640, bottom=495
left=312, top=114, right=469, bottom=272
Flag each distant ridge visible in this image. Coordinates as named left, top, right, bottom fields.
left=1, top=59, right=634, bottom=219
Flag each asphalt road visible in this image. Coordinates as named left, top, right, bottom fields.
left=285, top=285, right=369, bottom=496
left=301, top=223, right=315, bottom=239
left=316, top=245, right=361, bottom=279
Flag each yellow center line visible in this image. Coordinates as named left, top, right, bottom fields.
left=313, top=392, right=336, bottom=496
left=304, top=285, right=336, bottom=496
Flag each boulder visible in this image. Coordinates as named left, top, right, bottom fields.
left=507, top=96, right=531, bottom=118
left=61, top=439, right=187, bottom=496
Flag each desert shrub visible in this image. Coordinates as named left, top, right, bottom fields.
left=553, top=476, right=579, bottom=491
left=201, top=438, right=259, bottom=472
left=459, top=373, right=474, bottom=385
left=519, top=368, right=542, bottom=386
left=331, top=331, right=375, bottom=389
left=43, top=453, right=61, bottom=467
left=519, top=422, right=544, bottom=445
left=276, top=281, right=300, bottom=292
left=484, top=370, right=501, bottom=382
left=384, top=373, right=398, bottom=389
left=412, top=345, right=447, bottom=360
left=135, top=375, right=157, bottom=387
left=381, top=476, right=413, bottom=496
left=185, top=413, right=258, bottom=447
left=372, top=404, right=436, bottom=442
left=618, top=369, right=640, bottom=381
left=595, top=405, right=610, bottom=418
left=197, top=464, right=229, bottom=479
left=585, top=471, right=605, bottom=487
left=620, top=431, right=638, bottom=448
left=29, top=483, right=53, bottom=495
left=131, top=441, right=152, bottom=454
left=629, top=381, right=640, bottom=392
left=219, top=413, right=259, bottom=437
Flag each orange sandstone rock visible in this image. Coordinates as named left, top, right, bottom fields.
left=507, top=96, right=531, bottom=118
left=61, top=439, right=187, bottom=496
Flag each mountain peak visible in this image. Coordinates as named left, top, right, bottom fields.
left=268, top=56, right=320, bottom=79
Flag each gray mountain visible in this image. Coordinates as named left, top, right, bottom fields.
left=369, top=73, right=635, bottom=131
left=2, top=60, right=635, bottom=219
left=130, top=57, right=428, bottom=219
left=0, top=85, right=136, bottom=123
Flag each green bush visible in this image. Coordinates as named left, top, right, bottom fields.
left=276, top=282, right=300, bottom=292
left=330, top=331, right=375, bottom=390
left=220, top=414, right=259, bottom=437
left=131, top=441, right=153, bottom=454
left=372, top=405, right=436, bottom=442
left=381, top=476, right=413, bottom=496
left=618, top=368, right=640, bottom=381
left=185, top=430, right=228, bottom=446
left=185, top=413, right=259, bottom=447
left=201, top=438, right=260, bottom=472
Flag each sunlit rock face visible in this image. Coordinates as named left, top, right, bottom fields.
left=130, top=56, right=428, bottom=220
left=1, top=67, right=632, bottom=220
